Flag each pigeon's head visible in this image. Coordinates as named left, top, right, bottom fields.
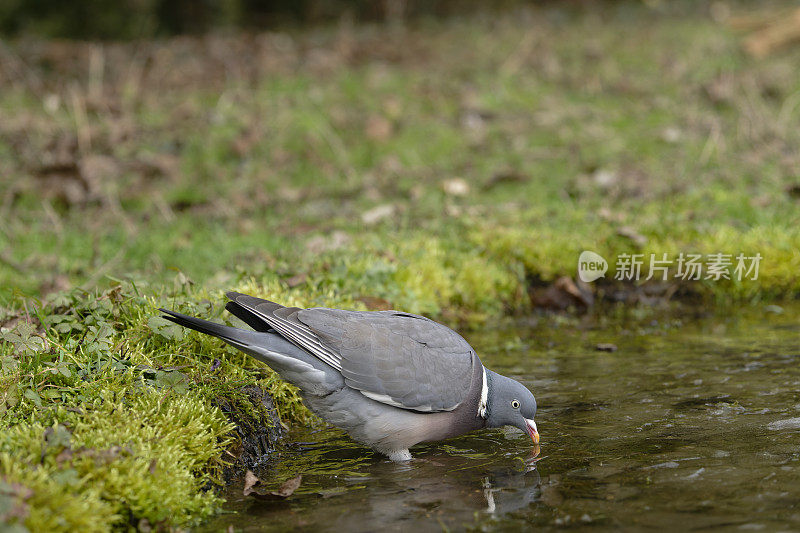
left=485, top=370, right=539, bottom=444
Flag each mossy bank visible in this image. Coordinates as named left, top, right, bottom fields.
left=3, top=1, right=800, bottom=530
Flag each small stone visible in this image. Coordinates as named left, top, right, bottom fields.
left=442, top=178, right=470, bottom=197
left=661, top=127, right=682, bottom=143
left=592, top=169, right=617, bottom=188
left=361, top=204, right=396, bottom=225
left=768, top=417, right=800, bottom=430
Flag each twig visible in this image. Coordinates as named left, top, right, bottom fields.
left=0, top=40, right=44, bottom=94
left=699, top=122, right=722, bottom=166
left=0, top=248, right=24, bottom=273
left=69, top=82, right=92, bottom=154
left=79, top=248, right=125, bottom=292
left=500, top=29, right=538, bottom=77
left=41, top=199, right=64, bottom=242
left=742, top=8, right=800, bottom=58
left=88, top=44, right=105, bottom=102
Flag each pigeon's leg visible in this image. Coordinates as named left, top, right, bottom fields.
left=387, top=449, right=412, bottom=462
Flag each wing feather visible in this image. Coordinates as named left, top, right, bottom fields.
left=225, top=293, right=477, bottom=413
left=226, top=293, right=342, bottom=370
left=297, top=308, right=475, bottom=412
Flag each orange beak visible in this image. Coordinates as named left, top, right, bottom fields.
left=525, top=418, right=540, bottom=445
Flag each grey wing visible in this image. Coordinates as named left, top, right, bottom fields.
left=296, top=308, right=476, bottom=412
left=225, top=292, right=343, bottom=371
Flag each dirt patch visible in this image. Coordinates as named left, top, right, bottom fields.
left=528, top=275, right=700, bottom=311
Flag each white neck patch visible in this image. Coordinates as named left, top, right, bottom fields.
left=478, top=368, right=488, bottom=419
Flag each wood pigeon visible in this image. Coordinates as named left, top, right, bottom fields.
left=160, top=292, right=539, bottom=461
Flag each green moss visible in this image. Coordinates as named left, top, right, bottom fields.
left=0, top=456, right=117, bottom=532
left=0, top=286, right=282, bottom=531
left=0, top=386, right=234, bottom=530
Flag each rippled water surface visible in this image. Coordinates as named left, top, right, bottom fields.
left=202, top=306, right=800, bottom=531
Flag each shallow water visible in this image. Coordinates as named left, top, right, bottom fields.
left=202, top=305, right=800, bottom=531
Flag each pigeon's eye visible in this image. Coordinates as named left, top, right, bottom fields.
left=511, top=400, right=520, bottom=409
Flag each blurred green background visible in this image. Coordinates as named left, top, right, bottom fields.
left=2, top=0, right=799, bottom=314
left=3, top=0, right=530, bottom=39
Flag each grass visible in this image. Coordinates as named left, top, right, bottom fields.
left=2, top=1, right=800, bottom=529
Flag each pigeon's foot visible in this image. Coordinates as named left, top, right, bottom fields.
left=387, top=449, right=412, bottom=462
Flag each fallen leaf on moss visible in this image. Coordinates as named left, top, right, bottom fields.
left=483, top=170, right=529, bottom=190
left=56, top=448, right=74, bottom=464
left=356, top=296, right=392, bottom=310
left=529, top=276, right=593, bottom=310
left=243, top=471, right=302, bottom=500
left=616, top=226, right=647, bottom=247
left=284, top=273, right=308, bottom=288
left=306, top=231, right=351, bottom=253
left=0, top=479, right=33, bottom=522
left=365, top=115, right=393, bottom=141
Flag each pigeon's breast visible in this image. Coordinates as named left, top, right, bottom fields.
left=417, top=352, right=487, bottom=443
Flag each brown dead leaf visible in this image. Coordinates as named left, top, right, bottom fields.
left=283, top=273, right=307, bottom=288
left=55, top=448, right=73, bottom=464
left=483, top=170, right=529, bottom=190
left=40, top=275, right=71, bottom=297
left=0, top=310, right=40, bottom=332
left=305, top=231, right=351, bottom=254
left=597, top=207, right=625, bottom=223
left=232, top=124, right=264, bottom=157
left=365, top=115, right=393, bottom=142
left=616, top=226, right=648, bottom=247
left=356, top=296, right=392, bottom=311
left=742, top=8, right=800, bottom=58
left=272, top=475, right=302, bottom=498
left=243, top=470, right=302, bottom=500
left=129, top=154, right=181, bottom=181
left=78, top=154, right=119, bottom=191
left=529, top=276, right=593, bottom=310
left=35, top=161, right=86, bottom=206
left=0, top=480, right=33, bottom=522
left=702, top=74, right=736, bottom=106
left=243, top=470, right=260, bottom=495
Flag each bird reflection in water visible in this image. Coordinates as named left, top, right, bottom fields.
left=482, top=444, right=542, bottom=514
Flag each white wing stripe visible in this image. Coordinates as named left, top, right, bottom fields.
left=243, top=306, right=342, bottom=370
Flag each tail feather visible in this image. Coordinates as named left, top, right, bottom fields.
left=159, top=307, right=337, bottom=389
left=224, top=301, right=274, bottom=333
left=159, top=309, right=253, bottom=348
